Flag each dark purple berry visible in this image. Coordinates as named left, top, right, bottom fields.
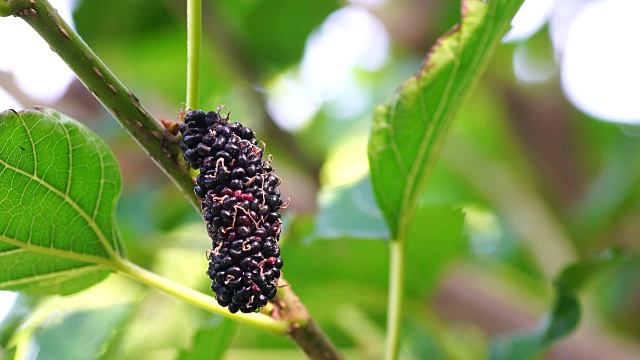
left=181, top=107, right=285, bottom=313
left=183, top=134, right=202, bottom=147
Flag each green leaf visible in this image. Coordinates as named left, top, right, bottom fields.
left=178, top=317, right=237, bottom=360
left=367, top=0, right=525, bottom=238
left=488, top=251, right=623, bottom=360
left=0, top=107, right=124, bottom=295
left=34, top=305, right=131, bottom=360
left=313, top=175, right=390, bottom=241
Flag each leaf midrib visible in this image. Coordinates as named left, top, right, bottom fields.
left=0, top=235, right=115, bottom=267
left=396, top=2, right=498, bottom=233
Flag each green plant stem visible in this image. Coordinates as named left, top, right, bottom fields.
left=113, top=258, right=289, bottom=335
left=0, top=0, right=198, bottom=210
left=0, top=1, right=24, bottom=16
left=385, top=238, right=406, bottom=360
left=186, top=0, right=201, bottom=110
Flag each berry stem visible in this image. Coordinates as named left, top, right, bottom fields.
left=186, top=0, right=201, bottom=110
left=385, top=238, right=406, bottom=360
left=113, top=257, right=289, bottom=335
left=1, top=0, right=199, bottom=210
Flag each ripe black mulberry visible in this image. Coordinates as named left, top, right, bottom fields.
left=180, top=108, right=284, bottom=313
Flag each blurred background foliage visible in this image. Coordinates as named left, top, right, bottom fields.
left=1, top=0, right=640, bottom=359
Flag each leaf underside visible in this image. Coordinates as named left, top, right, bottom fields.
left=367, top=0, right=525, bottom=238
left=0, top=107, right=124, bottom=295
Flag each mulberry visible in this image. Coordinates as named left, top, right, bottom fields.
left=180, top=108, right=285, bottom=314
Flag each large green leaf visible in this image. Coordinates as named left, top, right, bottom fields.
left=0, top=107, right=124, bottom=295
left=178, top=317, right=237, bottom=360
left=488, top=251, right=623, bottom=360
left=367, top=0, right=524, bottom=238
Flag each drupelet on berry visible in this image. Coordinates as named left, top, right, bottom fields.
left=180, top=108, right=284, bottom=314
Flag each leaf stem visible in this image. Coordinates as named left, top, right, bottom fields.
left=112, top=258, right=289, bottom=335
left=3, top=0, right=199, bottom=210
left=186, top=0, right=201, bottom=110
left=385, top=238, right=405, bottom=360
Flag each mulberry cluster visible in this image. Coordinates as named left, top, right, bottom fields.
left=179, top=109, right=284, bottom=314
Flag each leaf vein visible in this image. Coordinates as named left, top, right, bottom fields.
left=0, top=157, right=119, bottom=260
left=61, top=121, right=73, bottom=196
left=0, top=264, right=106, bottom=288
left=17, top=112, right=38, bottom=176
left=0, top=234, right=116, bottom=267
left=387, top=100, right=408, bottom=177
